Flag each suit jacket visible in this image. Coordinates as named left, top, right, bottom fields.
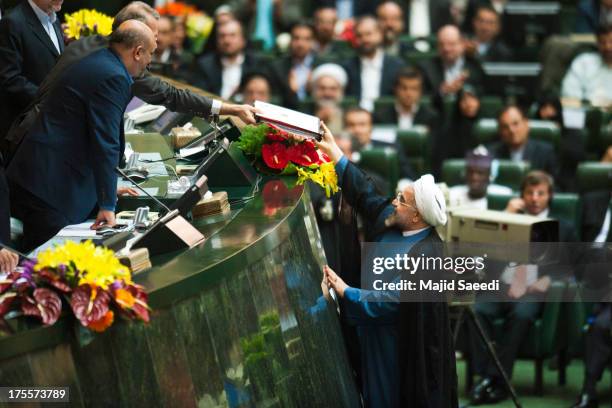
left=581, top=190, right=611, bottom=242
left=405, top=0, right=453, bottom=34
left=342, top=53, right=405, bottom=100
left=0, top=164, right=9, bottom=244
left=576, top=0, right=602, bottom=34
left=373, top=102, right=440, bottom=131
left=7, top=48, right=132, bottom=224
left=487, top=139, right=559, bottom=180
left=2, top=34, right=213, bottom=161
left=336, top=158, right=458, bottom=406
left=418, top=56, right=486, bottom=96
left=269, top=54, right=321, bottom=109
left=477, top=39, right=513, bottom=62
left=192, top=51, right=262, bottom=97
left=0, top=1, right=64, bottom=139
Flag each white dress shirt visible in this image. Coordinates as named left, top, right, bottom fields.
left=220, top=53, right=245, bottom=100
left=509, top=144, right=526, bottom=162
left=561, top=52, right=612, bottom=106
left=28, top=0, right=61, bottom=54
left=444, top=57, right=465, bottom=83
left=448, top=184, right=513, bottom=210
left=396, top=103, right=419, bottom=130
left=595, top=207, right=611, bottom=243
left=293, top=53, right=314, bottom=100
left=360, top=49, right=384, bottom=112
left=409, top=0, right=431, bottom=37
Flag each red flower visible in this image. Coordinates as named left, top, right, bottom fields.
left=262, top=143, right=289, bottom=170
left=21, top=288, right=62, bottom=326
left=87, top=311, right=114, bottom=332
left=266, top=130, right=286, bottom=142
left=70, top=285, right=111, bottom=327
left=287, top=142, right=320, bottom=166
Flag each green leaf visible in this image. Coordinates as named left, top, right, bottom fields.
left=237, top=124, right=268, bottom=157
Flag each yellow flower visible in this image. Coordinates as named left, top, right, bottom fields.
left=64, top=9, right=113, bottom=40
left=296, top=161, right=338, bottom=198
left=35, top=241, right=132, bottom=289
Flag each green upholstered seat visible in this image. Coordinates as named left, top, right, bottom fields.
left=576, top=162, right=612, bottom=193
left=442, top=159, right=530, bottom=190
left=357, top=148, right=399, bottom=196
left=397, top=126, right=430, bottom=176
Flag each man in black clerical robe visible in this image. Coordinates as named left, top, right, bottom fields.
left=318, top=123, right=458, bottom=407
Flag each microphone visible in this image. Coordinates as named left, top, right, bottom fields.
left=0, top=241, right=34, bottom=262
left=115, top=167, right=171, bottom=213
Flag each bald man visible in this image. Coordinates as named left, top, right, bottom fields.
left=418, top=24, right=485, bottom=98
left=318, top=124, right=458, bottom=407
left=7, top=21, right=157, bottom=251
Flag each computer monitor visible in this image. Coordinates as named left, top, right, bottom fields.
left=148, top=110, right=191, bottom=135
left=169, top=174, right=209, bottom=217
left=482, top=62, right=542, bottom=105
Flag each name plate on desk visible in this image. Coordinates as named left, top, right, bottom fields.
left=131, top=210, right=205, bottom=256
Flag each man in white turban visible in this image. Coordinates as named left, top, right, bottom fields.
left=310, top=63, right=348, bottom=134
left=317, top=123, right=458, bottom=408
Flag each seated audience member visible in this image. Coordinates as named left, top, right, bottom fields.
left=374, top=66, right=440, bottom=132
left=150, top=15, right=180, bottom=74
left=487, top=104, right=558, bottom=180
left=534, top=92, right=586, bottom=191
left=404, top=0, right=453, bottom=38
left=312, top=7, right=340, bottom=56
left=193, top=19, right=261, bottom=100
left=342, top=16, right=405, bottom=112
left=419, top=25, right=485, bottom=100
left=376, top=1, right=406, bottom=56
left=312, top=0, right=378, bottom=21
left=237, top=71, right=272, bottom=105
left=576, top=0, right=612, bottom=33
left=270, top=22, right=317, bottom=107
left=469, top=171, right=576, bottom=405
left=571, top=187, right=611, bottom=408
left=345, top=107, right=416, bottom=184
left=0, top=0, right=65, bottom=141
left=438, top=84, right=481, bottom=161
left=561, top=24, right=612, bottom=107
left=310, top=63, right=348, bottom=135
left=463, top=5, right=512, bottom=62
left=448, top=146, right=511, bottom=209
left=462, top=0, right=509, bottom=33
left=7, top=21, right=156, bottom=252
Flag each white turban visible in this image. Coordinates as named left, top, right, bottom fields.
left=310, top=63, right=348, bottom=89
left=412, top=174, right=447, bottom=227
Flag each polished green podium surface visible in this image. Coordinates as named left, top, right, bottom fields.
left=0, top=136, right=360, bottom=406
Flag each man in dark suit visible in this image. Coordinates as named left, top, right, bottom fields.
left=582, top=190, right=612, bottom=243
left=318, top=124, right=458, bottom=407
left=270, top=22, right=318, bottom=109
left=487, top=105, right=559, bottom=180
left=0, top=0, right=64, bottom=140
left=469, top=170, right=577, bottom=405
left=345, top=107, right=416, bottom=184
left=418, top=25, right=485, bottom=98
left=7, top=20, right=156, bottom=252
left=373, top=66, right=439, bottom=132
left=463, top=5, right=513, bottom=62
left=0, top=153, right=18, bottom=272
left=2, top=1, right=257, bottom=161
left=576, top=0, right=612, bottom=34
left=192, top=19, right=261, bottom=100
left=342, top=16, right=405, bottom=112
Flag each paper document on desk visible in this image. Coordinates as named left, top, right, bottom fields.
left=56, top=222, right=98, bottom=238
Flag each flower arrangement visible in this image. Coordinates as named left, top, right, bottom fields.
left=237, top=124, right=338, bottom=197
left=0, top=241, right=149, bottom=333
left=63, top=9, right=114, bottom=40
left=157, top=2, right=213, bottom=55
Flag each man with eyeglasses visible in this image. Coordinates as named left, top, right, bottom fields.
left=317, top=123, right=458, bottom=407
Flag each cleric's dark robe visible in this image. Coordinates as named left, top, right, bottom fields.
left=335, top=156, right=458, bottom=407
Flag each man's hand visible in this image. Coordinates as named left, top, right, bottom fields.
left=528, top=276, right=551, bottom=294
left=601, top=146, right=612, bottom=163
left=91, top=209, right=116, bottom=230
left=463, top=39, right=478, bottom=57
left=315, top=122, right=344, bottom=163
left=321, top=274, right=331, bottom=301
left=0, top=249, right=18, bottom=273
left=505, top=198, right=525, bottom=213
left=220, top=103, right=258, bottom=125
left=117, top=187, right=139, bottom=197
left=507, top=264, right=527, bottom=299
left=324, top=265, right=348, bottom=298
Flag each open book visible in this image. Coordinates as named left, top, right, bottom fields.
left=254, top=100, right=323, bottom=141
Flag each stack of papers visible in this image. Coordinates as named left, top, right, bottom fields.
left=118, top=248, right=152, bottom=274
left=192, top=191, right=230, bottom=218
